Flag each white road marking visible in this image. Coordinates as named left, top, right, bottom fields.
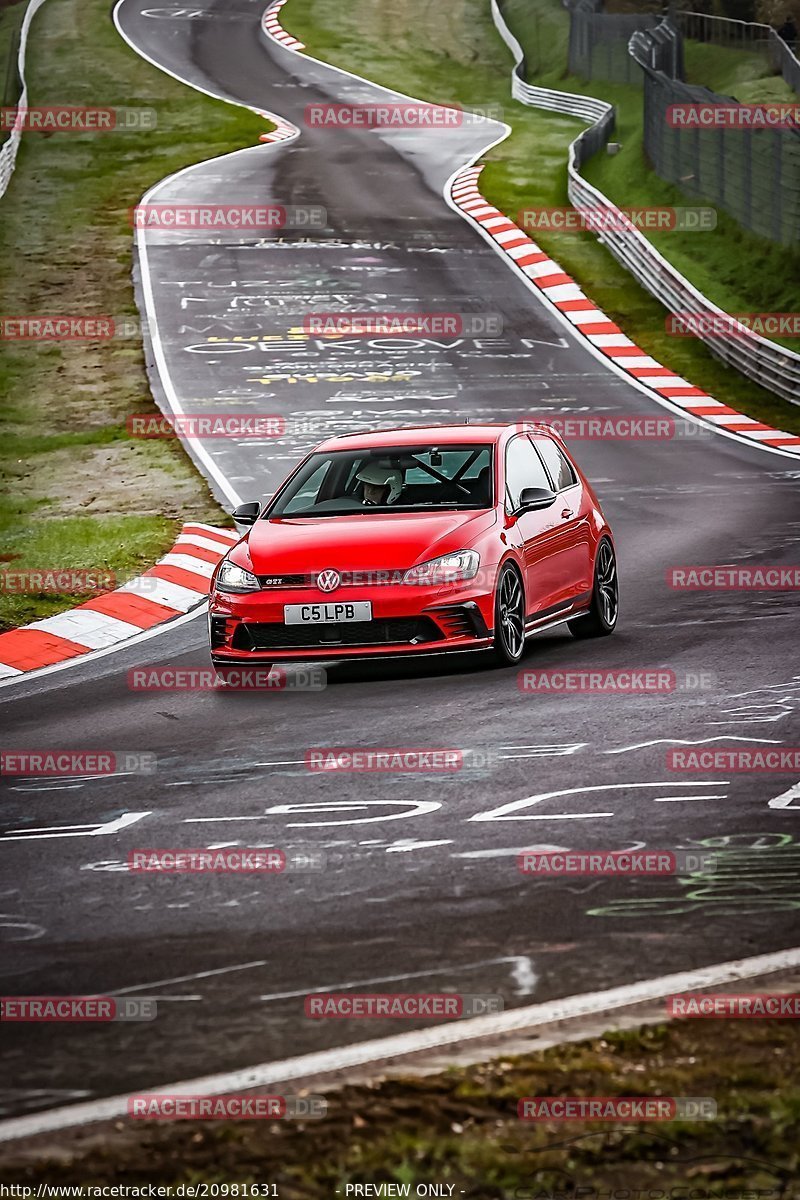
left=769, top=781, right=800, bottom=810
left=653, top=794, right=728, bottom=803
left=257, top=955, right=536, bottom=1002
left=471, top=782, right=727, bottom=822
left=498, top=743, right=586, bottom=759
left=186, top=800, right=442, bottom=828
left=604, top=736, right=782, bottom=755
left=452, top=844, right=570, bottom=859
left=0, top=813, right=150, bottom=842
left=3, top=946, right=799, bottom=1142
left=385, top=839, right=453, bottom=852
left=106, top=960, right=269, bottom=997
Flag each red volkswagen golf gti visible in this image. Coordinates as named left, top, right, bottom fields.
left=208, top=423, right=618, bottom=679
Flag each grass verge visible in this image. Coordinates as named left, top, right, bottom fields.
left=1, top=1019, right=797, bottom=1192
left=0, top=0, right=272, bottom=630
left=284, top=0, right=799, bottom=435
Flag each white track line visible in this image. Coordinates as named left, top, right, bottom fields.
left=113, top=0, right=300, bottom=511
left=1, top=946, right=798, bottom=1142
left=0, top=606, right=206, bottom=692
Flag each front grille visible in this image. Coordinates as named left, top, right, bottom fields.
left=232, top=617, right=443, bottom=651
left=256, top=570, right=408, bottom=589
left=257, top=574, right=312, bottom=588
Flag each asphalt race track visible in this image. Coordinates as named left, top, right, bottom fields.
left=1, top=0, right=799, bottom=1125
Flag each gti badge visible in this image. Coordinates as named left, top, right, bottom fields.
left=317, top=569, right=341, bottom=593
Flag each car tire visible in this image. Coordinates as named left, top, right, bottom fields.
left=212, top=662, right=273, bottom=687
left=568, top=538, right=618, bottom=639
left=493, top=564, right=526, bottom=666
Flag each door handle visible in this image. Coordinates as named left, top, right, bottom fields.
left=561, top=507, right=574, bottom=519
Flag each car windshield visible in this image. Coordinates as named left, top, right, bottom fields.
left=268, top=445, right=494, bottom=517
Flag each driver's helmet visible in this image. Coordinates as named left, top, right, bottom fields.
left=355, top=461, right=404, bottom=504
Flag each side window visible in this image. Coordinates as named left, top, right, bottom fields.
left=281, top=461, right=331, bottom=513
left=505, top=436, right=552, bottom=511
left=535, top=437, right=577, bottom=492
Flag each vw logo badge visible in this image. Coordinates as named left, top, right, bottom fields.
left=317, top=568, right=341, bottom=593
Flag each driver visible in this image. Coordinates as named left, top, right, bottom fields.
left=356, top=461, right=404, bottom=506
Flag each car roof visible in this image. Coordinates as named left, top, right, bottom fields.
left=315, top=423, right=561, bottom=452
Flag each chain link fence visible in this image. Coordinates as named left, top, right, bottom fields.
left=631, top=21, right=800, bottom=245
left=566, top=0, right=659, bottom=84
left=491, top=0, right=800, bottom=405
left=675, top=10, right=800, bottom=94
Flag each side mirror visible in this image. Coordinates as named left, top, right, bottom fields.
left=519, top=487, right=557, bottom=511
left=231, top=502, right=260, bottom=527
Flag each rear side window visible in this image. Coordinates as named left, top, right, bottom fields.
left=535, top=437, right=577, bottom=491
left=505, top=436, right=552, bottom=511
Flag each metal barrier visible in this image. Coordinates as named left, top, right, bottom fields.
left=0, top=0, right=49, bottom=200
left=491, top=0, right=800, bottom=405
left=631, top=22, right=800, bottom=247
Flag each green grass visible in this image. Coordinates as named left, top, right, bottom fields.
left=0, top=512, right=177, bottom=628
left=682, top=38, right=796, bottom=100
left=1, top=1019, right=796, bottom=1190
left=282, top=0, right=799, bottom=434
left=0, top=0, right=269, bottom=629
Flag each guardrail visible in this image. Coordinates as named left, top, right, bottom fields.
left=0, top=0, right=48, bottom=200
left=491, top=0, right=800, bottom=406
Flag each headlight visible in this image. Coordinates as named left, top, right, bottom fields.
left=403, top=550, right=480, bottom=586
left=215, top=558, right=260, bottom=593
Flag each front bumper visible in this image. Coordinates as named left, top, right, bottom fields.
left=209, top=581, right=494, bottom=663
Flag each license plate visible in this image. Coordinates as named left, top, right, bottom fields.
left=284, top=601, right=372, bottom=625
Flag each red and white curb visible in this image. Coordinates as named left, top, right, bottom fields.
left=451, top=165, right=800, bottom=454
left=261, top=0, right=305, bottom=52
left=259, top=113, right=299, bottom=143
left=0, top=524, right=237, bottom=680
left=258, top=0, right=302, bottom=142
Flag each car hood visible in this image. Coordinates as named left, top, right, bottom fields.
left=233, top=509, right=498, bottom=574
